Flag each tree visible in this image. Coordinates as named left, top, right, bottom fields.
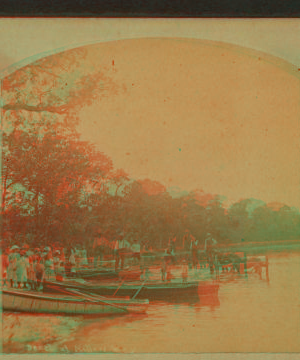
left=228, top=199, right=252, bottom=242
left=206, top=196, right=229, bottom=241
left=2, top=47, right=121, bottom=128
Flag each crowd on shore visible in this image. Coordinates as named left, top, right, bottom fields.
left=0, top=244, right=91, bottom=291
left=0, top=232, right=218, bottom=291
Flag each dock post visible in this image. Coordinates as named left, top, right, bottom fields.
left=215, top=254, right=220, bottom=280
left=243, top=252, right=248, bottom=278
left=266, top=255, right=269, bottom=282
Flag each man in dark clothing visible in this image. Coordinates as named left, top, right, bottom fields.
left=205, top=233, right=217, bottom=273
left=93, top=232, right=108, bottom=268
left=114, top=233, right=126, bottom=271
left=190, top=235, right=199, bottom=269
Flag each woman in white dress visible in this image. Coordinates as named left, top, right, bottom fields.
left=16, top=251, right=29, bottom=288
left=7, top=246, right=19, bottom=288
left=69, top=252, right=77, bottom=277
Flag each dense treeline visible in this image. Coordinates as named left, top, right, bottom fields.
left=2, top=121, right=300, bottom=251
left=2, top=48, right=300, bottom=251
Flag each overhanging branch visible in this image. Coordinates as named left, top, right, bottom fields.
left=2, top=103, right=69, bottom=114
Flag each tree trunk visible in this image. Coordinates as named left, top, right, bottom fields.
left=34, top=189, right=40, bottom=240
left=1, top=172, right=8, bottom=213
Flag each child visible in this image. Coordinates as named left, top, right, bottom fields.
left=1, top=249, right=10, bottom=287
left=16, top=251, right=28, bottom=289
left=69, top=252, right=77, bottom=277
left=53, top=250, right=61, bottom=274
left=161, top=257, right=167, bottom=281
left=56, top=262, right=65, bottom=281
left=27, top=256, right=36, bottom=290
left=35, top=258, right=45, bottom=291
left=44, top=253, right=54, bottom=281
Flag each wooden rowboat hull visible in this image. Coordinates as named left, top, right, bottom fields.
left=75, top=269, right=119, bottom=280
left=2, top=289, right=149, bottom=315
left=44, top=280, right=219, bottom=302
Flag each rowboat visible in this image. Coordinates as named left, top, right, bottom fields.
left=2, top=288, right=149, bottom=315
left=75, top=268, right=119, bottom=280
left=44, top=279, right=219, bottom=302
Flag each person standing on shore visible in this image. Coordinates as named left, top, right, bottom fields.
left=115, top=232, right=127, bottom=271
left=169, top=233, right=177, bottom=254
left=27, top=255, right=36, bottom=290
left=181, top=259, right=188, bottom=283
left=93, top=232, right=109, bottom=268
left=161, top=256, right=168, bottom=281
left=69, top=251, right=77, bottom=277
left=44, top=250, right=55, bottom=280
left=35, top=258, right=45, bottom=291
left=205, top=233, right=218, bottom=273
left=190, top=235, right=199, bottom=270
left=131, top=238, right=141, bottom=265
left=53, top=250, right=61, bottom=275
left=8, top=246, right=20, bottom=288
left=16, top=251, right=29, bottom=289
left=1, top=248, right=10, bottom=287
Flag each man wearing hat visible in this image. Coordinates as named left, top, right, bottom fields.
left=131, top=238, right=141, bottom=265
left=205, top=233, right=218, bottom=273
left=161, top=255, right=168, bottom=282
left=190, top=234, right=199, bottom=270
left=44, top=248, right=54, bottom=280
left=93, top=231, right=109, bottom=268
left=181, top=258, right=189, bottom=283
left=53, top=250, right=61, bottom=274
left=114, top=231, right=127, bottom=271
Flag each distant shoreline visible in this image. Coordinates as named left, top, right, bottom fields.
left=222, top=240, right=300, bottom=255
left=144, top=239, right=300, bottom=258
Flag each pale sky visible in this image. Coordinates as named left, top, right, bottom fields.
left=1, top=19, right=300, bottom=75
left=1, top=19, right=299, bottom=208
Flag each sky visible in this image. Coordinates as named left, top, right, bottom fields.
left=1, top=19, right=300, bottom=209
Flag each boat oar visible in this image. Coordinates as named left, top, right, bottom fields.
left=66, top=288, right=129, bottom=313
left=113, top=275, right=129, bottom=297
left=132, top=281, right=146, bottom=299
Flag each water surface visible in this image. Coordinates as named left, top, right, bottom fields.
left=2, top=252, right=300, bottom=353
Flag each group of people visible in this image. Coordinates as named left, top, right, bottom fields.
left=164, top=231, right=218, bottom=270
left=93, top=232, right=142, bottom=271
left=1, top=231, right=219, bottom=289
left=160, top=232, right=219, bottom=282
left=1, top=244, right=89, bottom=291
left=189, top=232, right=218, bottom=270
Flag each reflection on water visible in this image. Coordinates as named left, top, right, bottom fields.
left=3, top=252, right=300, bottom=353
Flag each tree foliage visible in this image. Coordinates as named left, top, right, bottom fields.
left=2, top=49, right=300, bottom=251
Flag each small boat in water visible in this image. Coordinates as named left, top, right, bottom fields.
left=2, top=288, right=149, bottom=316
left=75, top=267, right=119, bottom=280
left=44, top=279, right=219, bottom=302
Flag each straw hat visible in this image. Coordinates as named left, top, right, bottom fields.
left=10, top=245, right=19, bottom=250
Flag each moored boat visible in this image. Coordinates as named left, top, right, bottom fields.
left=44, top=279, right=219, bottom=302
left=2, top=288, right=149, bottom=316
left=75, top=267, right=119, bottom=280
